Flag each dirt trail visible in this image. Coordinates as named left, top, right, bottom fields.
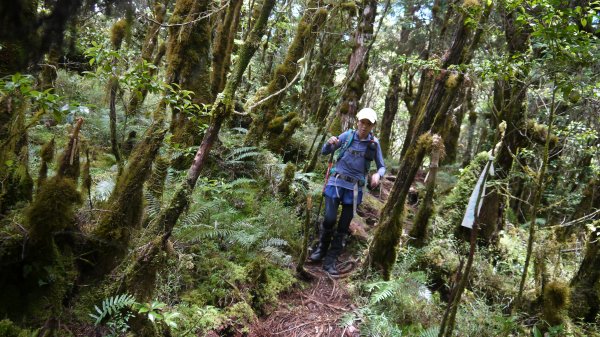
left=248, top=177, right=403, bottom=337
left=248, top=262, right=360, bottom=337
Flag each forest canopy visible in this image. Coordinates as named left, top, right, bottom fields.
left=1, top=0, right=599, bottom=336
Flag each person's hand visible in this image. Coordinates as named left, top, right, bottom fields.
left=327, top=136, right=340, bottom=146
left=370, top=173, right=380, bottom=189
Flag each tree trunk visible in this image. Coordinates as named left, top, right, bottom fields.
left=127, top=2, right=167, bottom=115
left=441, top=86, right=467, bottom=164
left=211, top=0, right=243, bottom=97
left=0, top=0, right=82, bottom=76
left=0, top=93, right=33, bottom=214
left=168, top=0, right=213, bottom=146
left=379, top=66, right=401, bottom=158
left=244, top=1, right=328, bottom=146
left=570, top=223, right=600, bottom=321
left=122, top=0, right=277, bottom=299
left=366, top=1, right=490, bottom=279
left=409, top=134, right=443, bottom=247
left=337, top=0, right=378, bottom=131
left=477, top=8, right=531, bottom=243
left=461, top=86, right=476, bottom=167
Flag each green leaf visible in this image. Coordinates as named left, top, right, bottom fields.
left=581, top=18, right=587, bottom=27
left=5, top=159, right=14, bottom=167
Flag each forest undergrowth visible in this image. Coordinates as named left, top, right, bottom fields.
left=1, top=0, right=600, bottom=336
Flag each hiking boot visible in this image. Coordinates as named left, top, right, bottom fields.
left=309, top=229, right=333, bottom=262
left=322, top=232, right=347, bottom=275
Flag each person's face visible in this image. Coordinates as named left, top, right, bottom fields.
left=357, top=119, right=375, bottom=139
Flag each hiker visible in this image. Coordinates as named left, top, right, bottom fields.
left=310, top=107, right=386, bottom=275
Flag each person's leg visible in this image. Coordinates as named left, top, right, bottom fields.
left=309, top=195, right=339, bottom=261
left=323, top=203, right=353, bottom=275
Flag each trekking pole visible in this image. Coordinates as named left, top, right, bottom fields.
left=313, top=151, right=335, bottom=237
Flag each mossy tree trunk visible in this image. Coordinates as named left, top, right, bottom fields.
left=121, top=0, right=276, bottom=299
left=337, top=0, right=378, bottom=131
left=379, top=66, right=401, bottom=158
left=0, top=93, right=33, bottom=214
left=0, top=0, right=83, bottom=76
left=441, top=86, right=468, bottom=165
left=365, top=1, right=490, bottom=280
left=570, top=222, right=600, bottom=321
left=513, top=88, right=557, bottom=312
left=211, top=0, right=243, bottom=98
left=90, top=119, right=168, bottom=277
left=461, top=86, right=477, bottom=167
left=302, top=5, right=356, bottom=172
left=409, top=134, right=444, bottom=247
left=477, top=7, right=531, bottom=243
left=108, top=19, right=128, bottom=171
left=127, top=2, right=168, bottom=115
left=2, top=119, right=84, bottom=321
left=244, top=1, right=328, bottom=146
left=167, top=0, right=213, bottom=147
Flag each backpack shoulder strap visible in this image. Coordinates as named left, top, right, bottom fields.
left=337, top=129, right=355, bottom=161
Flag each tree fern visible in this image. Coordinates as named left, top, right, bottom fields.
left=89, top=294, right=136, bottom=325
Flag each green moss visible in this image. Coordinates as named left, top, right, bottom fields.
left=283, top=111, right=298, bottom=122
left=245, top=3, right=326, bottom=145
left=542, top=281, right=570, bottom=327
left=445, top=71, right=460, bottom=89
left=277, top=163, right=296, bottom=197
left=0, top=319, right=39, bottom=337
left=110, top=19, right=128, bottom=50
left=225, top=301, right=256, bottom=325
left=267, top=116, right=285, bottom=134
left=438, top=151, right=489, bottom=233
left=26, top=177, right=81, bottom=246
left=340, top=1, right=358, bottom=15
left=329, top=116, right=342, bottom=135
left=37, top=138, right=55, bottom=188
left=246, top=258, right=295, bottom=315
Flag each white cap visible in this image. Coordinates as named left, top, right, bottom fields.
left=356, top=107, right=377, bottom=123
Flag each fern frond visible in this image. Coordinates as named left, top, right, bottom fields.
left=227, top=178, right=256, bottom=187
left=144, top=190, right=162, bottom=220
left=225, top=146, right=261, bottom=164
left=260, top=237, right=288, bottom=248
left=261, top=245, right=292, bottom=265
left=89, top=294, right=136, bottom=325
left=419, top=326, right=440, bottom=337
left=231, top=231, right=262, bottom=248
left=199, top=228, right=235, bottom=240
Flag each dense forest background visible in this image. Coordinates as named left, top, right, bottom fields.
left=1, top=0, right=599, bottom=336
